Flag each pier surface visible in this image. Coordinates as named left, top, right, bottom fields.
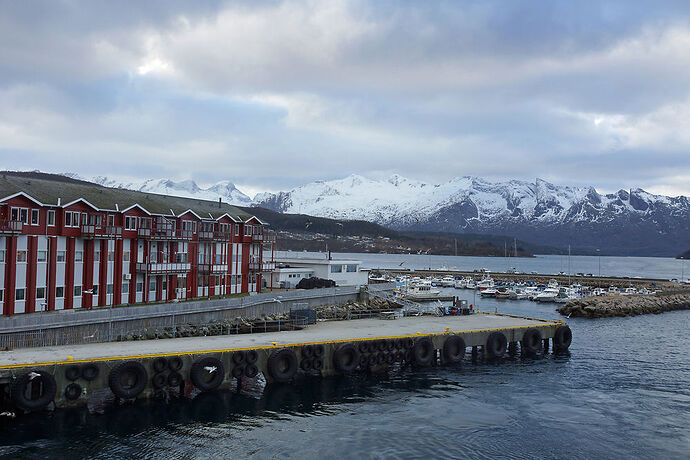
left=0, top=313, right=555, bottom=369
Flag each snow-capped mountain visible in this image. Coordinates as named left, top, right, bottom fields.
left=253, top=174, right=690, bottom=256
left=63, top=174, right=253, bottom=205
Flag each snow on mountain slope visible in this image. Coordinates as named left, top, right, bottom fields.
left=62, top=174, right=253, bottom=205
left=253, top=174, right=690, bottom=256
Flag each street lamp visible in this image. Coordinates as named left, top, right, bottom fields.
left=596, top=249, right=601, bottom=289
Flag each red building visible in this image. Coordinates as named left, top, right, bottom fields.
left=0, top=172, right=275, bottom=316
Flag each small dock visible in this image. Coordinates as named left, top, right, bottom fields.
left=0, top=313, right=571, bottom=414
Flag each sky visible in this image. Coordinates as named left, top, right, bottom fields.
left=1, top=0, right=690, bottom=198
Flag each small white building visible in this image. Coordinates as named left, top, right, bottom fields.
left=267, top=255, right=369, bottom=288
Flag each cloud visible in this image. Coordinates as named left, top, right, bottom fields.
left=0, top=0, right=690, bottom=195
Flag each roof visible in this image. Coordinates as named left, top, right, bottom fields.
left=0, top=171, right=253, bottom=221
left=274, top=257, right=362, bottom=265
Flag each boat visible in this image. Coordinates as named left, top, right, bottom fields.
left=440, top=275, right=456, bottom=287
left=547, top=279, right=559, bottom=289
left=524, top=286, right=540, bottom=300
left=480, top=288, right=498, bottom=298
left=403, top=283, right=441, bottom=300
left=535, top=288, right=559, bottom=302
left=509, top=288, right=528, bottom=300
left=621, top=287, right=638, bottom=296
left=477, top=277, right=495, bottom=291
left=607, top=286, right=621, bottom=296
left=465, top=279, right=477, bottom=290
left=453, top=278, right=467, bottom=289
left=495, top=286, right=512, bottom=299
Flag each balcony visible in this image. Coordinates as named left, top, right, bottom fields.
left=136, top=262, right=191, bottom=274
left=138, top=227, right=194, bottom=241
left=0, top=220, right=22, bottom=235
left=199, top=263, right=229, bottom=273
left=252, top=230, right=277, bottom=243
left=81, top=225, right=123, bottom=239
left=249, top=261, right=276, bottom=271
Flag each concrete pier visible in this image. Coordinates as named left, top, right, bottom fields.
left=0, top=312, right=571, bottom=414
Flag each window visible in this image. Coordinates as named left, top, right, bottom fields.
left=244, top=225, right=252, bottom=236
left=56, top=251, right=66, bottom=262
left=0, top=250, right=5, bottom=262
left=37, top=250, right=47, bottom=262
left=346, top=264, right=358, bottom=272
left=124, top=216, right=137, bottom=230
left=36, top=287, right=45, bottom=299
left=0, top=291, right=3, bottom=302
left=15, top=288, right=25, bottom=301
left=162, top=279, right=167, bottom=290
left=122, top=283, right=129, bottom=294
left=94, top=251, right=100, bottom=261
left=234, top=224, right=239, bottom=236
left=64, top=211, right=80, bottom=227
left=81, top=213, right=87, bottom=226
left=74, top=286, right=81, bottom=297
left=176, top=252, right=188, bottom=263
left=16, top=250, right=27, bottom=263
left=107, top=215, right=115, bottom=226
left=56, top=286, right=64, bottom=298
left=123, top=251, right=130, bottom=262
left=10, top=207, right=29, bottom=223
left=108, top=251, right=114, bottom=261
left=31, top=209, right=39, bottom=225
left=330, top=265, right=343, bottom=273
left=149, top=280, right=156, bottom=291
left=136, top=282, right=143, bottom=292
left=92, top=285, right=99, bottom=295
left=75, top=251, right=83, bottom=262
left=47, top=210, right=55, bottom=226
left=107, top=284, right=113, bottom=295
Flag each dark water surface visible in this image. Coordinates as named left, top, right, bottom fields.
left=1, top=295, right=689, bottom=459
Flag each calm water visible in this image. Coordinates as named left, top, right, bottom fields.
left=1, top=283, right=689, bottom=458
left=276, top=250, right=689, bottom=281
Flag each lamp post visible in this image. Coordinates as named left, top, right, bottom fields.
left=596, top=249, right=601, bottom=289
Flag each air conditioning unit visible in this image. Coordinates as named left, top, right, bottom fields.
left=123, top=273, right=132, bottom=280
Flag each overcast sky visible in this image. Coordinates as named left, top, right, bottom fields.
left=1, top=0, right=690, bottom=197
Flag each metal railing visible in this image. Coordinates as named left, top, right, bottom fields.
left=0, top=220, right=23, bottom=234
left=81, top=224, right=123, bottom=238
left=135, top=262, right=192, bottom=273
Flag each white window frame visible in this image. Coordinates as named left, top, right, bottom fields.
left=47, top=210, right=55, bottom=226
left=31, top=209, right=39, bottom=226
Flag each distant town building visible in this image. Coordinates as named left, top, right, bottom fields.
left=0, top=172, right=275, bottom=315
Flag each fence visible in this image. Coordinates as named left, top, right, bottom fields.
left=0, top=283, right=395, bottom=349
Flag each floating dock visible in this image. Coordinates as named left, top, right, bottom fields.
left=0, top=313, right=572, bottom=414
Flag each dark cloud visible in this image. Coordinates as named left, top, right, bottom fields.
left=0, top=0, right=689, bottom=196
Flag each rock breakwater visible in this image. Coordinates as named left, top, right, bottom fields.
left=557, top=293, right=690, bottom=318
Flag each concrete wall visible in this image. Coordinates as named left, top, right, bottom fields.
left=0, top=283, right=395, bottom=348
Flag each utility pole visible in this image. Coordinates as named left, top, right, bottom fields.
left=568, top=245, right=571, bottom=286
left=597, top=248, right=601, bottom=288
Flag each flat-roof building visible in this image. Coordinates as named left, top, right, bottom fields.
left=0, top=172, right=276, bottom=315
left=269, top=252, right=368, bottom=288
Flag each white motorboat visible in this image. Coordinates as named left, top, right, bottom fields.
left=403, top=283, right=441, bottom=300
left=509, top=288, right=528, bottom=300
left=454, top=278, right=467, bottom=289
left=480, top=288, right=498, bottom=298
left=495, top=286, right=512, bottom=299
left=621, top=287, right=638, bottom=295
left=477, top=277, right=495, bottom=291
left=465, top=279, right=477, bottom=290
left=440, top=275, right=456, bottom=287
left=535, top=288, right=559, bottom=302
left=547, top=279, right=559, bottom=289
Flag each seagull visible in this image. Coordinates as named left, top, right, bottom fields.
left=203, top=366, right=218, bottom=374
left=398, top=261, right=405, bottom=266
left=83, top=333, right=96, bottom=339
left=28, top=371, right=41, bottom=380
left=305, top=220, right=313, bottom=229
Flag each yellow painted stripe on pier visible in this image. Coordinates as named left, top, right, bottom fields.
left=0, top=315, right=565, bottom=371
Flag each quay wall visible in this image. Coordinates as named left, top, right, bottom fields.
left=0, top=284, right=395, bottom=349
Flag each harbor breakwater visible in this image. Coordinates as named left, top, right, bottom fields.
left=557, top=292, right=690, bottom=318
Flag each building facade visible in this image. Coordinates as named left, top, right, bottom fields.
left=0, top=173, right=276, bottom=316
left=269, top=256, right=368, bottom=288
